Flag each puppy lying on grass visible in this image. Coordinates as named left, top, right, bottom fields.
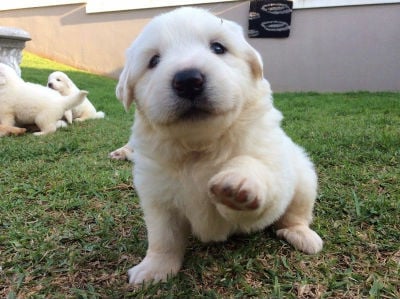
left=0, top=63, right=87, bottom=136
left=116, top=7, right=323, bottom=284
left=47, top=71, right=105, bottom=123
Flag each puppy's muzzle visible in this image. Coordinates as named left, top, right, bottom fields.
left=172, top=69, right=205, bottom=100
left=47, top=82, right=54, bottom=89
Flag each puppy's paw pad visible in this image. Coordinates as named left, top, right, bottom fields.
left=209, top=173, right=263, bottom=211
left=276, top=225, right=323, bottom=254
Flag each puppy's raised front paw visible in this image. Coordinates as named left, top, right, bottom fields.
left=276, top=225, right=323, bottom=254
left=128, top=254, right=181, bottom=285
left=209, top=172, right=265, bottom=211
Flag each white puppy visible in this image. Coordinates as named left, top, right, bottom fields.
left=0, top=63, right=87, bottom=136
left=47, top=71, right=105, bottom=123
left=116, top=7, right=323, bottom=284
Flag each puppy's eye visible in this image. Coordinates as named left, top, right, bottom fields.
left=148, top=55, right=160, bottom=69
left=210, top=42, right=226, bottom=55
left=56, top=78, right=61, bottom=82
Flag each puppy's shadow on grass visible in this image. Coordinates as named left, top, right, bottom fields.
left=124, top=228, right=284, bottom=295
left=179, top=228, right=284, bottom=278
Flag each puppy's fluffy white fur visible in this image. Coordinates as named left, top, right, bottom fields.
left=47, top=71, right=105, bottom=123
left=0, top=63, right=87, bottom=136
left=116, top=7, right=323, bottom=284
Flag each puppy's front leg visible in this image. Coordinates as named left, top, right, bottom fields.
left=109, top=143, right=134, bottom=161
left=209, top=155, right=323, bottom=254
left=128, top=205, right=190, bottom=284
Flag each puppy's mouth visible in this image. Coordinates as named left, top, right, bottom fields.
left=177, top=102, right=215, bottom=121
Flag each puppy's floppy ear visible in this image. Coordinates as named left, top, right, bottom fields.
left=245, top=47, right=264, bottom=80
left=116, top=44, right=143, bottom=111
left=224, top=20, right=264, bottom=80
left=65, top=76, right=73, bottom=90
left=116, top=65, right=135, bottom=111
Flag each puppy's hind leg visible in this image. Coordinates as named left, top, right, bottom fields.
left=0, top=114, right=17, bottom=127
left=275, top=169, right=323, bottom=254
left=0, top=115, right=25, bottom=136
left=0, top=124, right=26, bottom=136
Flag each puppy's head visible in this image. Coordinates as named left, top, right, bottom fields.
left=117, top=7, right=269, bottom=136
left=47, top=71, right=72, bottom=95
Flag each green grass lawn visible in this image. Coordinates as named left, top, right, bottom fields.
left=1, top=53, right=399, bottom=298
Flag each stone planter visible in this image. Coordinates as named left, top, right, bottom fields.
left=0, top=27, right=31, bottom=76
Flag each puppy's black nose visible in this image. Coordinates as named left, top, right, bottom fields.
left=172, top=69, right=205, bottom=100
left=48, top=82, right=53, bottom=89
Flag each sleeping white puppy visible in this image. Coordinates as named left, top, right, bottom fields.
left=47, top=71, right=105, bottom=123
left=116, top=7, right=323, bottom=284
left=0, top=63, right=87, bottom=136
